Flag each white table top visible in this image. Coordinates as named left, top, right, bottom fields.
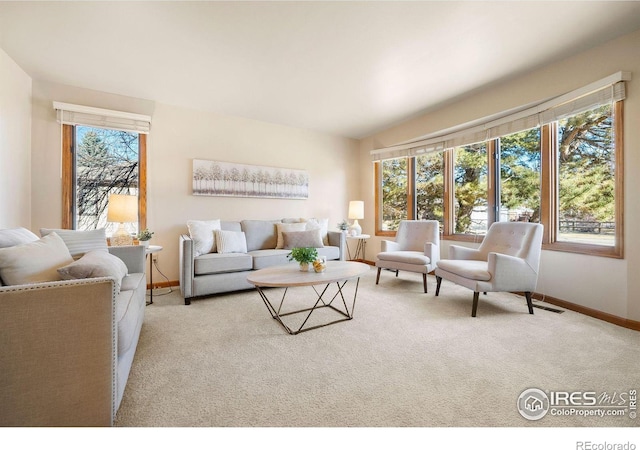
left=246, top=261, right=370, bottom=287
left=346, top=234, right=370, bottom=239
left=145, top=245, right=163, bottom=254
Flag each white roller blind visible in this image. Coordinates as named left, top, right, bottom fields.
left=371, top=71, right=630, bottom=162
left=53, top=101, right=151, bottom=134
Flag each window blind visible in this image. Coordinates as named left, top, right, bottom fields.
left=371, top=71, right=630, bottom=162
left=53, top=101, right=151, bottom=134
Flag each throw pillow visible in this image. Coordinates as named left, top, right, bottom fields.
left=40, top=228, right=108, bottom=259
left=306, top=218, right=330, bottom=246
left=0, top=227, right=39, bottom=249
left=275, top=222, right=306, bottom=249
left=0, top=232, right=74, bottom=285
left=215, top=230, right=248, bottom=254
left=282, top=229, right=324, bottom=250
left=187, top=219, right=221, bottom=256
left=57, top=250, right=129, bottom=293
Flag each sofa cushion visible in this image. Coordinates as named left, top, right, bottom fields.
left=249, top=249, right=291, bottom=270
left=40, top=228, right=108, bottom=259
left=187, top=219, right=221, bottom=256
left=0, top=227, right=39, bottom=249
left=377, top=251, right=431, bottom=266
left=317, top=245, right=340, bottom=261
left=275, top=222, right=307, bottom=249
left=57, top=250, right=129, bottom=293
left=0, top=232, right=74, bottom=285
left=114, top=273, right=145, bottom=355
left=194, top=252, right=253, bottom=275
left=241, top=220, right=279, bottom=251
left=215, top=230, right=248, bottom=254
left=436, top=260, right=492, bottom=281
left=282, top=229, right=324, bottom=249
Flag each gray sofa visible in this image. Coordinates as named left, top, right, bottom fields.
left=0, top=228, right=146, bottom=426
left=180, top=219, right=346, bottom=304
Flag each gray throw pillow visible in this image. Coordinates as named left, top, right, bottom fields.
left=57, top=250, right=128, bottom=293
left=282, top=229, right=324, bottom=249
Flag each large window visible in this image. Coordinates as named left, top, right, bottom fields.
left=62, top=125, right=147, bottom=233
left=453, top=143, right=488, bottom=235
left=557, top=105, right=615, bottom=246
left=374, top=100, right=623, bottom=258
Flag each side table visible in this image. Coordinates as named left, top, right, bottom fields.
left=145, top=245, right=163, bottom=305
left=346, top=234, right=370, bottom=261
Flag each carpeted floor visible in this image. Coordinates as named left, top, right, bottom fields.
left=114, top=268, right=640, bottom=427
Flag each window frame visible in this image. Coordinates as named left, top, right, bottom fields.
left=61, top=124, right=147, bottom=231
left=374, top=100, right=624, bottom=258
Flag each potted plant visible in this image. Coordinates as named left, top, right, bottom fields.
left=137, top=229, right=154, bottom=248
left=287, top=247, right=318, bottom=271
left=337, top=219, right=349, bottom=232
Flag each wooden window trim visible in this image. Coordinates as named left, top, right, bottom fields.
left=62, top=124, right=147, bottom=230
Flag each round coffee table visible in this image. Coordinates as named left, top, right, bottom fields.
left=247, top=261, right=370, bottom=335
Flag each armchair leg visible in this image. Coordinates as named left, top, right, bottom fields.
left=435, top=276, right=442, bottom=296
left=422, top=273, right=427, bottom=293
left=395, top=270, right=399, bottom=277
left=525, top=291, right=534, bottom=314
left=472, top=292, right=479, bottom=317
left=376, top=267, right=381, bottom=285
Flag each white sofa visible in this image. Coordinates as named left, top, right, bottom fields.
left=0, top=228, right=146, bottom=426
left=180, top=218, right=345, bottom=304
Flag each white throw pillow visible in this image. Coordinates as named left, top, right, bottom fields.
left=0, top=232, right=74, bottom=285
left=275, top=222, right=307, bottom=249
left=215, top=230, right=248, bottom=254
left=40, top=228, right=108, bottom=259
left=0, top=227, right=39, bottom=249
left=307, top=218, right=330, bottom=246
left=57, top=250, right=129, bottom=294
left=187, top=219, right=221, bottom=256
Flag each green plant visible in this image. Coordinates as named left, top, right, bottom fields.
left=287, top=247, right=318, bottom=264
left=137, top=229, right=154, bottom=241
left=337, top=219, right=349, bottom=231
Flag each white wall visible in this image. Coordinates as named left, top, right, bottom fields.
left=358, top=29, right=640, bottom=322
left=0, top=48, right=31, bottom=228
left=29, top=81, right=359, bottom=282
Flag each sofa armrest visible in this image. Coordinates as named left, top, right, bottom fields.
left=327, top=231, right=346, bottom=261
left=179, top=234, right=194, bottom=301
left=108, top=245, right=145, bottom=273
left=449, top=244, right=483, bottom=261
left=0, top=278, right=116, bottom=426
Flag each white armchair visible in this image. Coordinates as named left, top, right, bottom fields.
left=435, top=221, right=543, bottom=317
left=375, top=220, right=440, bottom=293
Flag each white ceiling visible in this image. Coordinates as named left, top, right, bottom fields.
left=2, top=1, right=640, bottom=139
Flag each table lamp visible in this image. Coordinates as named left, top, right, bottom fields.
left=348, top=200, right=364, bottom=236
left=107, top=194, right=137, bottom=246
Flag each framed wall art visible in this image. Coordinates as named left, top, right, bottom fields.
left=192, top=159, right=309, bottom=199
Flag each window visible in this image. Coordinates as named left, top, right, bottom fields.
left=62, top=125, right=147, bottom=233
left=373, top=76, right=624, bottom=258
left=415, top=152, right=444, bottom=227
left=499, top=128, right=541, bottom=224
left=453, top=143, right=488, bottom=235
left=379, top=157, right=409, bottom=232
left=557, top=105, right=615, bottom=246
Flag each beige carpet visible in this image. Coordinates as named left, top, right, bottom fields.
left=114, top=268, right=640, bottom=427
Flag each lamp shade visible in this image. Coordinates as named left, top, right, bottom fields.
left=107, top=194, right=138, bottom=223
left=348, top=201, right=364, bottom=220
